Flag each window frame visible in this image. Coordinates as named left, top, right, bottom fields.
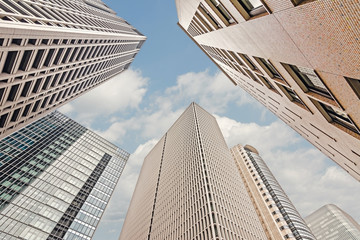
left=311, top=99, right=360, bottom=136
left=229, top=0, right=269, bottom=20
left=291, top=0, right=316, bottom=6
left=238, top=53, right=258, bottom=70
left=205, top=0, right=237, bottom=26
left=243, top=68, right=262, bottom=85
left=276, top=83, right=310, bottom=110
left=256, top=74, right=281, bottom=95
left=283, top=63, right=334, bottom=100
left=254, top=57, right=284, bottom=80
left=345, top=77, right=360, bottom=100
left=198, top=3, right=222, bottom=31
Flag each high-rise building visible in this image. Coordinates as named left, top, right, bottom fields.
left=0, top=111, right=129, bottom=240
left=231, top=144, right=315, bottom=240
left=305, top=204, right=360, bottom=240
left=0, top=0, right=146, bottom=138
left=176, top=0, right=360, bottom=180
left=119, top=102, right=267, bottom=239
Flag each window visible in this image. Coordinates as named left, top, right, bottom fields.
left=198, top=3, right=221, bottom=31
left=244, top=69, right=262, bottom=85
left=256, top=74, right=280, bottom=94
left=11, top=108, right=20, bottom=122
left=19, top=50, right=33, bottom=71
left=311, top=99, right=359, bottom=135
left=32, top=49, right=45, bottom=69
left=254, top=57, right=283, bottom=79
left=32, top=78, right=42, bottom=93
left=3, top=51, right=19, bottom=74
left=291, top=0, right=315, bottom=6
left=283, top=63, right=333, bottom=99
left=276, top=83, right=307, bottom=108
left=0, top=88, right=5, bottom=102
left=22, top=104, right=31, bottom=117
left=228, top=51, right=245, bottom=66
left=7, top=84, right=20, bottom=101
left=62, top=48, right=72, bottom=63
left=44, top=49, right=55, bottom=67
left=239, top=53, right=258, bottom=70
left=205, top=0, right=236, bottom=26
left=32, top=100, right=40, bottom=112
left=12, top=38, right=22, bottom=45
left=53, top=48, right=64, bottom=65
left=230, top=0, right=267, bottom=20
left=0, top=113, right=9, bottom=128
left=21, top=81, right=31, bottom=97
left=345, top=77, right=360, bottom=99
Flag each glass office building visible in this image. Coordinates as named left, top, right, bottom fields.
left=0, top=111, right=129, bottom=240
left=305, top=204, right=360, bottom=240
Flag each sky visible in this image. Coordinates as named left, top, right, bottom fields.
left=59, top=0, right=360, bottom=239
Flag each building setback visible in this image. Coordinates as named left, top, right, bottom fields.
left=175, top=0, right=360, bottom=180
left=0, top=111, right=129, bottom=240
left=231, top=144, right=316, bottom=240
left=119, top=103, right=267, bottom=239
left=0, top=0, right=146, bottom=138
left=305, top=204, right=360, bottom=240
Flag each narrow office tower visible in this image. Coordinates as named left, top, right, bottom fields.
left=119, top=103, right=267, bottom=240
left=0, top=111, right=129, bottom=240
left=231, top=144, right=316, bottom=240
left=0, top=0, right=146, bottom=138
left=305, top=204, right=360, bottom=240
left=176, top=0, right=360, bottom=180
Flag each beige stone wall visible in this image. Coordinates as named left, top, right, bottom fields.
left=177, top=0, right=360, bottom=180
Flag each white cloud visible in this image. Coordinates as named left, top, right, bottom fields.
left=166, top=70, right=257, bottom=114
left=59, top=68, right=148, bottom=125
left=216, top=115, right=300, bottom=152
left=94, top=70, right=262, bottom=146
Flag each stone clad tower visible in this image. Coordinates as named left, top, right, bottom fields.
left=119, top=103, right=267, bottom=240
left=231, top=144, right=316, bottom=240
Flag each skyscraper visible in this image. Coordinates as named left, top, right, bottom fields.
left=231, top=144, right=315, bottom=240
left=305, top=204, right=360, bottom=240
left=0, top=111, right=129, bottom=240
left=176, top=0, right=360, bottom=180
left=119, top=103, right=267, bottom=239
left=0, top=0, right=146, bottom=138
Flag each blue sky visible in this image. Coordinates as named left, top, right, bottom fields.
left=59, top=0, right=360, bottom=239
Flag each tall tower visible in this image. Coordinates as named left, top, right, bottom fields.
left=119, top=102, right=267, bottom=240
left=0, top=0, right=146, bottom=138
left=175, top=0, right=360, bottom=180
left=231, top=144, right=316, bottom=240
left=305, top=204, right=360, bottom=240
left=0, top=111, right=129, bottom=240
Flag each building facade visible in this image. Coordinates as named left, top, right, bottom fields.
left=0, top=111, right=129, bottom=240
left=231, top=144, right=315, bottom=240
left=305, top=204, right=360, bottom=240
left=176, top=0, right=360, bottom=180
left=119, top=103, right=267, bottom=240
left=0, top=0, right=146, bottom=138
